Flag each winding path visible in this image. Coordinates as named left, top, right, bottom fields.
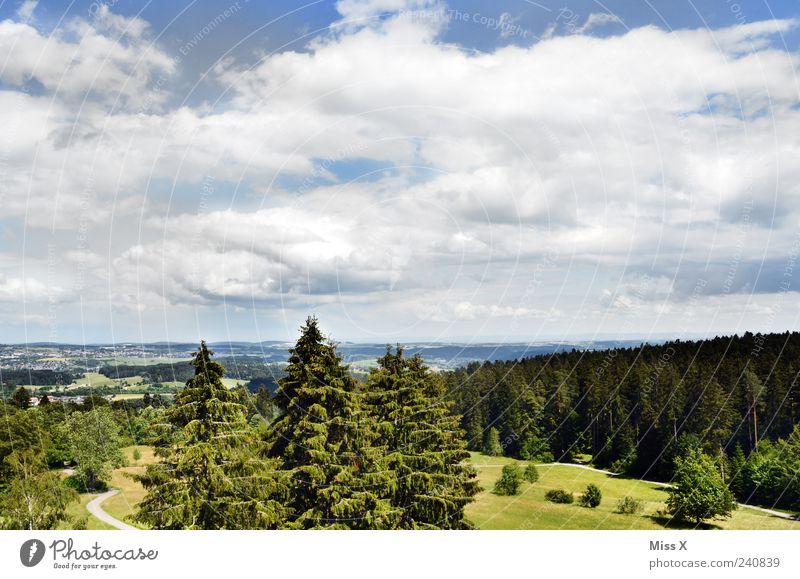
left=475, top=461, right=799, bottom=521
left=86, top=489, right=139, bottom=531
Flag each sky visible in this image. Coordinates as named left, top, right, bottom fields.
left=0, top=0, right=799, bottom=344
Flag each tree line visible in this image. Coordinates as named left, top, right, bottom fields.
left=444, top=331, right=800, bottom=510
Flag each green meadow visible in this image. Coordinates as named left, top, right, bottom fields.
left=465, top=453, right=800, bottom=530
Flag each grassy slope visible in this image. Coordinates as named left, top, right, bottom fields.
left=60, top=494, right=115, bottom=531
left=465, top=453, right=800, bottom=530
left=101, top=446, right=157, bottom=529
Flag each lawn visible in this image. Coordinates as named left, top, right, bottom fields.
left=221, top=378, right=245, bottom=389
left=60, top=493, right=115, bottom=531
left=465, top=453, right=800, bottom=530
left=101, top=446, right=157, bottom=529
left=69, top=372, right=116, bottom=388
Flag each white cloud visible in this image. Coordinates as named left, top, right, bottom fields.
left=575, top=13, right=622, bottom=34
left=16, top=0, right=38, bottom=21
left=2, top=5, right=800, bottom=340
left=0, top=10, right=173, bottom=107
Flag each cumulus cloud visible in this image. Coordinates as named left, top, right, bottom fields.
left=2, top=3, right=800, bottom=340
left=0, top=7, right=173, bottom=107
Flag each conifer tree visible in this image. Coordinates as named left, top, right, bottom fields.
left=135, top=342, right=287, bottom=529
left=268, top=317, right=396, bottom=529
left=484, top=427, right=503, bottom=456
left=366, top=346, right=480, bottom=529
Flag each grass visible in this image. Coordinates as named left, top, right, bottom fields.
left=221, top=378, right=245, bottom=389
left=60, top=494, right=115, bottom=531
left=69, top=372, right=116, bottom=388
left=159, top=381, right=185, bottom=389
left=101, top=446, right=157, bottom=529
left=465, top=453, right=800, bottom=530
left=111, top=393, right=146, bottom=400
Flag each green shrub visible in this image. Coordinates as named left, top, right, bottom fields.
left=616, top=496, right=642, bottom=515
left=544, top=489, right=574, bottom=504
left=523, top=463, right=539, bottom=483
left=494, top=463, right=523, bottom=496
left=132, top=448, right=142, bottom=462
left=579, top=484, right=602, bottom=508
left=667, top=447, right=736, bottom=523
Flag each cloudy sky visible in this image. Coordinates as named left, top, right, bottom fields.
left=1, top=0, right=799, bottom=344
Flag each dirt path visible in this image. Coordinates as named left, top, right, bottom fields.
left=475, top=461, right=798, bottom=520
left=86, top=489, right=139, bottom=531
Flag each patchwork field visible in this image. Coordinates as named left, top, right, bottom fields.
left=465, top=453, right=800, bottom=530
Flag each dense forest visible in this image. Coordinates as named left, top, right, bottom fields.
left=445, top=331, right=800, bottom=509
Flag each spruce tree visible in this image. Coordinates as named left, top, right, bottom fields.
left=268, top=317, right=396, bottom=529
left=135, top=342, right=287, bottom=529
left=366, top=346, right=480, bottom=529
left=484, top=427, right=503, bottom=456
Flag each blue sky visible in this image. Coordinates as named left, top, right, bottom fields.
left=0, top=0, right=799, bottom=343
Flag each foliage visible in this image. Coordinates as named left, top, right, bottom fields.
left=61, top=407, right=125, bottom=490
left=544, top=489, right=574, bottom=504
left=365, top=346, right=479, bottom=528
left=10, top=387, right=31, bottom=409
left=667, top=448, right=737, bottom=524
left=735, top=427, right=800, bottom=510
left=268, top=318, right=395, bottom=529
left=616, top=496, right=643, bottom=515
left=493, top=463, right=523, bottom=496
left=483, top=427, right=503, bottom=456
left=0, top=450, right=77, bottom=530
left=523, top=463, right=539, bottom=483
left=135, top=342, right=287, bottom=529
left=579, top=483, right=602, bottom=508
left=445, top=332, right=800, bottom=481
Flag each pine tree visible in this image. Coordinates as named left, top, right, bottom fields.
left=135, top=341, right=287, bottom=529
left=268, top=317, right=396, bottom=529
left=366, top=346, right=480, bottom=529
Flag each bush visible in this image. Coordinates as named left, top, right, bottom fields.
left=523, top=463, right=539, bottom=483
left=579, top=484, right=602, bottom=508
left=667, top=447, right=736, bottom=524
left=616, top=496, right=642, bottom=515
left=494, top=463, right=523, bottom=496
left=544, top=489, right=574, bottom=504
left=132, top=448, right=142, bottom=462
